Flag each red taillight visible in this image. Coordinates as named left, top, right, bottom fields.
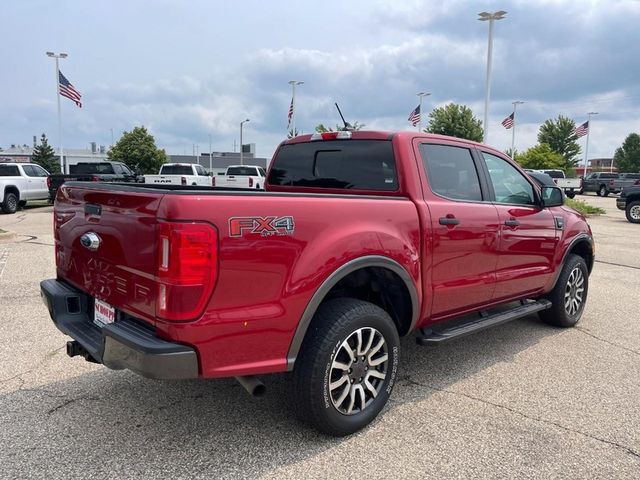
left=634, top=179, right=640, bottom=186
left=157, top=222, right=218, bottom=321
left=249, top=177, right=253, bottom=187
left=46, top=176, right=52, bottom=188
left=181, top=176, right=187, bottom=186
left=211, top=176, right=216, bottom=187
left=91, top=175, right=99, bottom=182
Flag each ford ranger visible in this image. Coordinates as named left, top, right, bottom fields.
left=41, top=131, right=594, bottom=436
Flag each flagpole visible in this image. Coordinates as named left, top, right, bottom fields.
left=511, top=100, right=524, bottom=156
left=417, top=92, right=431, bottom=132
left=582, top=112, right=598, bottom=176
left=288, top=80, right=303, bottom=135
left=47, top=51, right=68, bottom=173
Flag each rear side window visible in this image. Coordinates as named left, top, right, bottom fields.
left=195, top=165, right=207, bottom=176
left=72, top=163, right=115, bottom=174
left=600, top=173, right=619, bottom=179
left=269, top=140, right=397, bottom=191
left=227, top=166, right=258, bottom=176
left=0, top=165, right=20, bottom=176
left=419, top=144, right=482, bottom=201
left=160, top=165, right=193, bottom=175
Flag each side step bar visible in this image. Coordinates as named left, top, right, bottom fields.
left=416, top=299, right=552, bottom=346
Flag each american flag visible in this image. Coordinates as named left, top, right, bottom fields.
left=59, top=71, right=82, bottom=108
left=501, top=112, right=514, bottom=129
left=408, top=105, right=420, bottom=126
left=574, top=121, right=589, bottom=138
left=287, top=97, right=294, bottom=128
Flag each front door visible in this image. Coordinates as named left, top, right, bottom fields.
left=479, top=151, right=558, bottom=300
left=418, top=142, right=500, bottom=319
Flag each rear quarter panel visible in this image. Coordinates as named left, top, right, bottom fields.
left=156, top=193, right=421, bottom=377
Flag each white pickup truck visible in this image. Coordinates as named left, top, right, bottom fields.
left=213, top=165, right=266, bottom=189
left=532, top=169, right=581, bottom=198
left=0, top=163, right=50, bottom=214
left=144, top=163, right=212, bottom=186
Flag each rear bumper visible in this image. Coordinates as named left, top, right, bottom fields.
left=616, top=197, right=626, bottom=210
left=40, top=279, right=199, bottom=380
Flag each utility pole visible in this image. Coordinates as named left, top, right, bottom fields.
left=240, top=119, right=250, bottom=166
left=288, top=80, right=304, bottom=136
left=583, top=112, right=598, bottom=176
left=510, top=100, right=524, bottom=155
left=46, top=51, right=68, bottom=173
left=478, top=11, right=507, bottom=143
left=209, top=134, right=212, bottom=173
left=417, top=92, right=431, bottom=132
left=110, top=128, right=114, bottom=147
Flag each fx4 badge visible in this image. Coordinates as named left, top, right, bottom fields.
left=229, top=216, right=295, bottom=237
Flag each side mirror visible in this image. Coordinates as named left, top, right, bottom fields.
left=541, top=186, right=564, bottom=207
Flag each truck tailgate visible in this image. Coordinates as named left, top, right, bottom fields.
left=54, top=184, right=163, bottom=324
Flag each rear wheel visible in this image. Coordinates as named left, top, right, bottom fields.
left=566, top=191, right=575, bottom=199
left=539, top=254, right=588, bottom=327
left=1, top=192, right=18, bottom=214
left=625, top=200, right=640, bottom=224
left=293, top=298, right=400, bottom=436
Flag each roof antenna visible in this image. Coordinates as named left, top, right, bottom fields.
left=335, top=103, right=353, bottom=131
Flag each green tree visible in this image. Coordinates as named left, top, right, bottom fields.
left=31, top=133, right=60, bottom=173
left=424, top=103, right=483, bottom=142
left=314, top=121, right=365, bottom=133
left=613, top=133, right=640, bottom=172
left=537, top=115, right=581, bottom=168
left=107, top=126, right=167, bottom=174
left=514, top=143, right=566, bottom=170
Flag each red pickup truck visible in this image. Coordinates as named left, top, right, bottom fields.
left=41, top=130, right=594, bottom=436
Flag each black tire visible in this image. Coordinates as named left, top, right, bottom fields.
left=566, top=191, right=575, bottom=199
left=539, top=254, right=589, bottom=328
left=1, top=192, right=18, bottom=214
left=599, top=185, right=608, bottom=197
left=293, top=298, right=400, bottom=436
left=256, top=184, right=260, bottom=190
left=578, top=188, right=584, bottom=195
left=625, top=200, right=640, bottom=224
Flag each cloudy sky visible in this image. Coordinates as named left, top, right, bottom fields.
left=2, top=0, right=639, bottom=160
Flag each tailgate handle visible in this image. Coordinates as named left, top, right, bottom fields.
left=85, top=204, right=102, bottom=216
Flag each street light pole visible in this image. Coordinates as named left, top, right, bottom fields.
left=417, top=92, right=431, bottom=132
left=209, top=134, right=212, bottom=173
left=478, top=11, right=507, bottom=144
left=288, top=80, right=304, bottom=136
left=240, top=119, right=250, bottom=166
left=511, top=100, right=524, bottom=155
left=46, top=51, right=68, bottom=173
left=583, top=112, right=598, bottom=176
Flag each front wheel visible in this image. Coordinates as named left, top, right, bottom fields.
left=565, top=191, right=576, bottom=199
left=626, top=200, right=640, bottom=224
left=293, top=298, right=400, bottom=436
left=599, top=185, right=609, bottom=197
left=539, top=254, right=589, bottom=327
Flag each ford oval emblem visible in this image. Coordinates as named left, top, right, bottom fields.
left=80, top=232, right=101, bottom=251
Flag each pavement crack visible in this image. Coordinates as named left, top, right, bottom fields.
left=575, top=327, right=640, bottom=357
left=594, top=259, right=640, bottom=271
left=47, top=395, right=99, bottom=415
left=402, top=377, right=640, bottom=461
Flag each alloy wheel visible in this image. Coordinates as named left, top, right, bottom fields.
left=564, top=267, right=585, bottom=316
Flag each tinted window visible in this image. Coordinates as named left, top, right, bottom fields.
left=160, top=165, right=193, bottom=175
left=227, top=166, right=258, bottom=176
left=419, top=144, right=482, bottom=201
left=121, top=164, right=133, bottom=175
left=112, top=164, right=124, bottom=174
left=195, top=165, right=207, bottom=176
left=0, top=165, right=20, bottom=176
left=269, top=140, right=397, bottom=191
left=482, top=152, right=536, bottom=205
left=22, top=165, right=36, bottom=176
left=600, top=173, right=619, bottom=179
left=543, top=170, right=565, bottom=179
left=258, top=168, right=266, bottom=177
left=71, top=163, right=115, bottom=174
left=31, top=165, right=49, bottom=176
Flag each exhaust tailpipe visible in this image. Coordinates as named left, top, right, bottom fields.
left=235, top=376, right=266, bottom=397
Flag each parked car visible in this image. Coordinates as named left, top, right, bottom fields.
left=47, top=162, right=138, bottom=201
left=213, top=165, right=266, bottom=189
left=532, top=169, right=581, bottom=198
left=41, top=130, right=594, bottom=436
left=0, top=162, right=50, bottom=214
left=144, top=163, right=212, bottom=186
left=610, top=173, right=640, bottom=193
left=616, top=182, right=640, bottom=223
left=581, top=172, right=620, bottom=197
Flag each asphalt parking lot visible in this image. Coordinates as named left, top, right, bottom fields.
left=0, top=195, right=638, bottom=479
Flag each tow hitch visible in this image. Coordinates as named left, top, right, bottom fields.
left=66, top=340, right=99, bottom=363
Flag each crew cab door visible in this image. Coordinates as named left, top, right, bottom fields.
left=478, top=151, right=558, bottom=300
left=21, top=165, right=49, bottom=200
left=417, top=142, right=500, bottom=319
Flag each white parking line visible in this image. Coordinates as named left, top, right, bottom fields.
left=0, top=247, right=10, bottom=279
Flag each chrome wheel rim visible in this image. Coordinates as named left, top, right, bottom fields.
left=630, top=205, right=640, bottom=220
left=564, top=267, right=585, bottom=316
left=329, top=327, right=388, bottom=415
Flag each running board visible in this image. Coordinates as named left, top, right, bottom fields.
left=416, top=299, right=552, bottom=346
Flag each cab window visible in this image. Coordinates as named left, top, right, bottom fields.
left=482, top=152, right=536, bottom=206
left=419, top=144, right=483, bottom=201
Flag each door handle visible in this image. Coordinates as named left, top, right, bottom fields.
left=504, top=219, right=520, bottom=227
left=439, top=216, right=460, bottom=226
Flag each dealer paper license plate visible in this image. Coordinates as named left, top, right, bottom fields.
left=94, top=298, right=115, bottom=327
